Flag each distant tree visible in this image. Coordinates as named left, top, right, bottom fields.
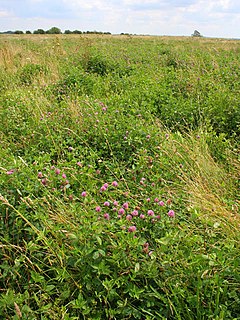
left=26, top=30, right=32, bottom=34
left=72, top=30, right=82, bottom=34
left=14, top=30, right=24, bottom=34
left=192, top=30, right=202, bottom=37
left=64, top=30, right=72, bottom=34
left=33, top=29, right=45, bottom=34
left=46, top=27, right=62, bottom=34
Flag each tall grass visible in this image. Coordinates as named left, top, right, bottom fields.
left=0, top=34, right=239, bottom=319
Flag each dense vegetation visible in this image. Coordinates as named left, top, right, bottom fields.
left=0, top=34, right=239, bottom=319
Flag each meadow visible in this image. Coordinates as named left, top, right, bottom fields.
left=0, top=34, right=239, bottom=319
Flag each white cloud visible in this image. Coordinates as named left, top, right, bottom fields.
left=29, top=0, right=45, bottom=2
left=62, top=0, right=111, bottom=10
left=123, top=0, right=159, bottom=4
left=185, top=0, right=235, bottom=13
left=0, top=10, right=11, bottom=17
left=218, top=0, right=231, bottom=9
left=0, top=0, right=239, bottom=37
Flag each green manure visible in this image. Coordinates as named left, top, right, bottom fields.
left=0, top=34, right=239, bottom=319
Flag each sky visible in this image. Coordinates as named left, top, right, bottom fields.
left=0, top=0, right=239, bottom=38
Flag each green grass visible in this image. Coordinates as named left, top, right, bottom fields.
left=0, top=34, right=239, bottom=319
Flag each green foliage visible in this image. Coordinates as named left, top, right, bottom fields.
left=0, top=35, right=239, bottom=319
left=51, top=69, right=96, bottom=100
left=14, top=30, right=24, bottom=34
left=84, top=54, right=111, bottom=75
left=18, top=63, right=48, bottom=85
left=33, top=29, right=45, bottom=34
left=46, top=27, right=62, bottom=34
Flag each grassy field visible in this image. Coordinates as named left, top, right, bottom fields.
left=0, top=34, right=239, bottom=319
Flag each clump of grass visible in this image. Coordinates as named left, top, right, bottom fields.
left=162, top=131, right=239, bottom=237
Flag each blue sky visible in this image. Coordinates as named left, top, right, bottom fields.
left=0, top=0, right=239, bottom=38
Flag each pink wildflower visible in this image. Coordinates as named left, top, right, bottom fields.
left=77, top=162, right=82, bottom=167
left=168, top=210, right=175, bottom=218
left=62, top=173, right=67, bottom=179
left=123, top=202, right=129, bottom=209
left=128, top=226, right=136, bottom=232
left=100, top=183, right=108, bottom=191
left=38, top=172, right=43, bottom=178
left=104, top=201, right=110, bottom=207
left=118, top=208, right=125, bottom=215
left=103, top=213, right=110, bottom=220
left=131, top=210, right=138, bottom=216
left=146, top=198, right=151, bottom=202
left=6, top=169, right=14, bottom=175
left=158, top=201, right=165, bottom=206
left=126, top=214, right=132, bottom=221
left=81, top=191, right=87, bottom=197
left=113, top=200, right=118, bottom=206
left=154, top=198, right=159, bottom=203
left=140, top=214, right=145, bottom=219
left=96, top=206, right=101, bottom=212
left=112, top=181, right=118, bottom=187
left=41, top=178, right=47, bottom=186
left=55, top=168, right=60, bottom=174
left=100, top=185, right=107, bottom=192
left=147, top=210, right=154, bottom=216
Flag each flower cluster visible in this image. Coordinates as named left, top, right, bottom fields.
left=92, top=181, right=176, bottom=238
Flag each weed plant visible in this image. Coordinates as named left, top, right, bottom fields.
left=0, top=34, right=239, bottom=319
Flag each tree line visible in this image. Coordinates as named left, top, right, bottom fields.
left=0, top=27, right=111, bottom=35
